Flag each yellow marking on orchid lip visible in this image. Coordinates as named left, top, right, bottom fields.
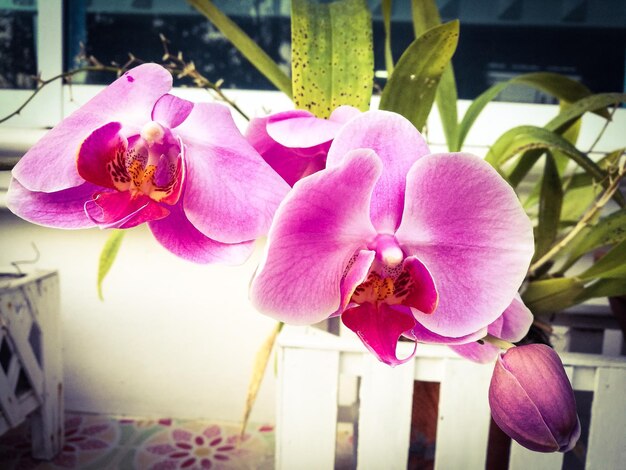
left=351, top=269, right=414, bottom=306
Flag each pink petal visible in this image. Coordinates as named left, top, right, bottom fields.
left=152, top=94, right=194, bottom=128
left=176, top=103, right=290, bottom=244
left=85, top=191, right=169, bottom=229
left=12, top=63, right=172, bottom=192
left=250, top=149, right=380, bottom=324
left=497, top=295, right=533, bottom=342
left=328, top=105, right=361, bottom=123
left=246, top=116, right=327, bottom=186
left=409, top=320, right=487, bottom=345
left=6, top=179, right=98, bottom=228
left=450, top=342, right=500, bottom=363
left=395, top=153, right=534, bottom=337
left=342, top=302, right=417, bottom=366
left=76, top=122, right=126, bottom=190
left=267, top=110, right=343, bottom=148
left=326, top=111, right=431, bottom=232
left=148, top=200, right=255, bottom=265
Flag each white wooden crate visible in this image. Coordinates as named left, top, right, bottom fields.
left=0, top=270, right=63, bottom=459
left=276, top=325, right=626, bottom=470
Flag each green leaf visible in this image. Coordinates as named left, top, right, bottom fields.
left=535, top=152, right=563, bottom=258
left=577, top=278, right=626, bottom=301
left=578, top=239, right=626, bottom=281
left=522, top=277, right=585, bottom=314
left=188, top=0, right=292, bottom=97
left=291, top=0, right=373, bottom=118
left=456, top=72, right=595, bottom=151
left=97, top=230, right=125, bottom=301
left=485, top=126, right=620, bottom=206
left=546, top=93, right=626, bottom=134
left=410, top=0, right=458, bottom=150
left=382, top=0, right=393, bottom=76
left=380, top=20, right=459, bottom=132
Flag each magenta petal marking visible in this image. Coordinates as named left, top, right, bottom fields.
left=12, top=63, right=172, bottom=192
left=489, top=344, right=580, bottom=452
left=85, top=191, right=169, bottom=229
left=152, top=94, right=194, bottom=128
left=342, top=303, right=417, bottom=366
left=396, top=153, right=534, bottom=337
left=333, top=250, right=376, bottom=316
left=76, top=122, right=127, bottom=190
left=250, top=149, right=380, bottom=324
left=148, top=201, right=255, bottom=265
left=401, top=256, right=438, bottom=314
left=6, top=179, right=99, bottom=229
left=327, top=110, right=430, bottom=232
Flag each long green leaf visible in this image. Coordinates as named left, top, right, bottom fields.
left=546, top=93, right=626, bottom=134
left=188, top=0, right=292, bottom=97
left=382, top=0, right=393, bottom=76
left=97, top=230, right=125, bottom=301
left=577, top=278, right=626, bottom=301
left=456, top=72, right=596, bottom=151
left=535, top=152, right=563, bottom=259
left=411, top=0, right=458, bottom=150
left=522, top=277, right=585, bottom=314
left=380, top=20, right=459, bottom=132
left=291, top=0, right=373, bottom=117
left=578, top=239, right=626, bottom=281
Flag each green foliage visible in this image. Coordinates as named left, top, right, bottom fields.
left=535, top=153, right=563, bottom=259
left=379, top=20, right=459, bottom=132
left=291, top=0, right=373, bottom=117
left=188, top=0, right=292, bottom=97
left=382, top=0, right=393, bottom=76
left=97, top=230, right=125, bottom=301
left=523, top=277, right=585, bottom=314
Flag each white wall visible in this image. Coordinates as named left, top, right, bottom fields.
left=0, top=212, right=278, bottom=424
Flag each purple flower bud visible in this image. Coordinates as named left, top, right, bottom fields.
left=489, top=344, right=581, bottom=453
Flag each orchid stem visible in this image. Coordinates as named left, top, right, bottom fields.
left=482, top=334, right=516, bottom=350
left=528, top=159, right=626, bottom=276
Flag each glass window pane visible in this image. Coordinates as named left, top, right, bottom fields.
left=0, top=0, right=37, bottom=89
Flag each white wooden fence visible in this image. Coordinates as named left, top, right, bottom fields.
left=276, top=325, right=626, bottom=470
left=0, top=270, right=63, bottom=459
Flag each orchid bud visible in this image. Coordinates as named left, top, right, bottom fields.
left=489, top=344, right=581, bottom=452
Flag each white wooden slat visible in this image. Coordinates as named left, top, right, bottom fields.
left=276, top=344, right=340, bottom=470
left=586, top=367, right=626, bottom=470
left=508, top=366, right=574, bottom=470
left=356, top=356, right=415, bottom=470
left=434, top=359, right=493, bottom=470
left=601, top=329, right=623, bottom=357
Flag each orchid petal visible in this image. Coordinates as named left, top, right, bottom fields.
left=152, top=94, right=194, bottom=129
left=148, top=201, right=255, bottom=265
left=326, top=111, right=431, bottom=232
left=12, top=63, right=172, bottom=192
left=402, top=256, right=438, bottom=314
left=246, top=116, right=327, bottom=186
left=267, top=110, right=343, bottom=148
left=396, top=153, right=534, bottom=337
left=497, top=295, right=533, bottom=342
left=6, top=179, right=98, bottom=229
left=410, top=320, right=487, bottom=345
left=333, top=249, right=376, bottom=316
left=177, top=103, right=290, bottom=243
left=85, top=191, right=169, bottom=229
left=342, top=303, right=417, bottom=366
left=76, top=122, right=127, bottom=190
left=328, top=105, right=361, bottom=123
left=250, top=149, right=380, bottom=324
left=450, top=342, right=500, bottom=364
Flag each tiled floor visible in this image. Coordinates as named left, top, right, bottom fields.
left=0, top=413, right=277, bottom=469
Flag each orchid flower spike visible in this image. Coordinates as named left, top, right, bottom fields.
left=250, top=110, right=534, bottom=366
left=7, top=64, right=289, bottom=264
left=246, top=105, right=361, bottom=186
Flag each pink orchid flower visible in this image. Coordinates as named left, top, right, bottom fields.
left=250, top=110, right=534, bottom=366
left=245, top=105, right=360, bottom=186
left=7, top=64, right=289, bottom=264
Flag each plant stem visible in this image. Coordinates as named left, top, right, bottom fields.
left=528, top=159, right=626, bottom=276
left=482, top=334, right=515, bottom=350
left=0, top=65, right=122, bottom=125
